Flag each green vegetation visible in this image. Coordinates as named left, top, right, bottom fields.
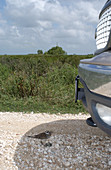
left=0, top=48, right=93, bottom=114
left=37, top=50, right=43, bottom=55
left=44, top=46, right=67, bottom=55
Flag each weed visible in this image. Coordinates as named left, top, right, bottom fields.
left=0, top=54, right=93, bottom=113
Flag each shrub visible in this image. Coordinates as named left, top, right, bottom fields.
left=0, top=54, right=93, bottom=113
left=45, top=46, right=66, bottom=55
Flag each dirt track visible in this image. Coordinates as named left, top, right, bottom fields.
left=0, top=112, right=111, bottom=169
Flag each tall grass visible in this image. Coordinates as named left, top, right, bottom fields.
left=0, top=54, right=93, bottom=113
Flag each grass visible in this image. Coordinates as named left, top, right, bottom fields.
left=0, top=96, right=85, bottom=114
left=0, top=54, right=93, bottom=114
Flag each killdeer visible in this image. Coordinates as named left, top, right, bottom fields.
left=27, top=130, right=52, bottom=139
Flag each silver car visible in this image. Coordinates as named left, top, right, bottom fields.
left=75, top=0, right=111, bottom=136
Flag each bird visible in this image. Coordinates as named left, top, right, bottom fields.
left=27, top=130, right=52, bottom=139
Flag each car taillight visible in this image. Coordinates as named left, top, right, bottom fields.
left=96, top=7, right=111, bottom=50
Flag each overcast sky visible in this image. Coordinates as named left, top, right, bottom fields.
left=0, top=0, right=106, bottom=55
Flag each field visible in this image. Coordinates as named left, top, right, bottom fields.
left=0, top=54, right=93, bottom=114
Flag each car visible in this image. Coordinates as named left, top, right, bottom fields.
left=75, top=0, right=111, bottom=136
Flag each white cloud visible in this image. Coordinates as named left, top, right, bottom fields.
left=0, top=28, right=5, bottom=36
left=0, top=0, right=107, bottom=54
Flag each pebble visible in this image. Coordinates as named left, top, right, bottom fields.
left=109, top=148, right=111, bottom=152
left=63, top=161, right=71, bottom=167
left=108, top=161, right=111, bottom=166
left=0, top=112, right=111, bottom=169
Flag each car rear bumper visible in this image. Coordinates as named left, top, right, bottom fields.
left=75, top=76, right=111, bottom=136
left=79, top=52, right=111, bottom=97
left=76, top=52, right=111, bottom=136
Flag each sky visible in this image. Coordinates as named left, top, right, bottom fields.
left=0, top=0, right=107, bottom=55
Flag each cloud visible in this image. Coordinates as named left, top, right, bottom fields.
left=0, top=0, right=107, bottom=54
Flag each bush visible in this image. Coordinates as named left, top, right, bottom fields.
left=37, top=50, right=43, bottom=54
left=45, top=46, right=66, bottom=55
left=0, top=54, right=93, bottom=113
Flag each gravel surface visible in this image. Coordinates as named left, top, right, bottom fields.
left=0, top=112, right=111, bottom=169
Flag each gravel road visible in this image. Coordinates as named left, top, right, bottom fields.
left=0, top=112, right=111, bottom=169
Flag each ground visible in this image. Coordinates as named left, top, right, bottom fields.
left=0, top=112, right=111, bottom=169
